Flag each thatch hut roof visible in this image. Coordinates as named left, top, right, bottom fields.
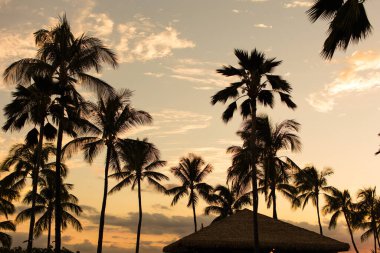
left=163, top=209, right=349, bottom=253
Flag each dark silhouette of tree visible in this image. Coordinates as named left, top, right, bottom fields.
left=323, top=187, right=359, bottom=253
left=254, top=116, right=301, bottom=220
left=2, top=14, right=118, bottom=252
left=167, top=153, right=213, bottom=233
left=0, top=176, right=19, bottom=248
left=307, top=0, right=372, bottom=59
left=16, top=169, right=82, bottom=250
left=109, top=139, right=167, bottom=253
left=293, top=166, right=333, bottom=235
left=2, top=76, right=56, bottom=252
left=63, top=90, right=151, bottom=253
left=204, top=184, right=251, bottom=222
left=211, top=48, right=296, bottom=252
left=354, top=187, right=379, bottom=253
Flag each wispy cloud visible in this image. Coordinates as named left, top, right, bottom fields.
left=307, top=50, right=380, bottom=112
left=284, top=1, right=313, bottom=8
left=254, top=23, right=273, bottom=29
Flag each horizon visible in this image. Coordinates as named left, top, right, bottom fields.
left=0, top=1, right=380, bottom=253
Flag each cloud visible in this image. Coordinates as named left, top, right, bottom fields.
left=150, top=109, right=212, bottom=136
left=82, top=209, right=212, bottom=236
left=307, top=50, right=380, bottom=112
left=284, top=1, right=313, bottom=8
left=114, top=16, right=195, bottom=63
left=254, top=23, right=273, bottom=29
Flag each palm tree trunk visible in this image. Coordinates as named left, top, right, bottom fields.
left=271, top=168, right=277, bottom=220
left=27, top=122, right=45, bottom=253
left=47, top=209, right=52, bottom=250
left=373, top=217, right=377, bottom=253
left=316, top=194, right=323, bottom=235
left=250, top=97, right=260, bottom=253
left=191, top=188, right=197, bottom=232
left=136, top=178, right=143, bottom=253
left=97, top=146, right=111, bottom=253
left=343, top=212, right=359, bottom=253
left=54, top=121, right=64, bottom=253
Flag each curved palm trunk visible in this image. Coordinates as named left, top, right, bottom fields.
left=27, top=122, right=45, bottom=253
left=372, top=216, right=377, bottom=253
left=343, top=212, right=359, bottom=253
left=47, top=207, right=52, bottom=250
left=191, top=189, right=197, bottom=233
left=97, top=146, right=111, bottom=253
left=316, top=194, right=323, bottom=235
left=136, top=178, right=143, bottom=253
left=54, top=121, right=64, bottom=253
left=250, top=97, right=260, bottom=253
left=271, top=183, right=277, bottom=220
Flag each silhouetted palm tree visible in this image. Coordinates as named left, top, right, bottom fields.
left=354, top=187, right=379, bottom=253
left=16, top=169, right=82, bottom=250
left=323, top=187, right=359, bottom=253
left=254, top=116, right=301, bottom=220
left=294, top=166, right=333, bottom=235
left=63, top=90, right=151, bottom=253
left=167, top=153, right=213, bottom=233
left=211, top=48, right=296, bottom=252
left=109, top=138, right=167, bottom=253
left=204, top=185, right=251, bottom=222
left=307, top=0, right=372, bottom=59
left=2, top=15, right=118, bottom=252
left=2, top=76, right=56, bottom=252
left=0, top=176, right=19, bottom=248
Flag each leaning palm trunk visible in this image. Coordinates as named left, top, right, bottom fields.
left=54, top=121, right=64, bottom=253
left=27, top=121, right=45, bottom=253
left=47, top=208, right=52, bottom=250
left=271, top=179, right=277, bottom=220
left=250, top=98, right=260, bottom=253
left=191, top=189, right=197, bottom=232
left=343, top=212, right=359, bottom=253
left=316, top=192, right=323, bottom=235
left=136, top=179, right=143, bottom=253
left=97, top=146, right=111, bottom=253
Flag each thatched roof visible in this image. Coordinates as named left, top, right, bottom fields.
left=163, top=209, right=349, bottom=253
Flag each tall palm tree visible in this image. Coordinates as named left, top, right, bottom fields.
left=322, top=187, right=359, bottom=253
left=255, top=116, right=301, bottom=220
left=3, top=15, right=118, bottom=252
left=109, top=138, right=168, bottom=253
left=204, top=185, right=251, bottom=222
left=16, top=169, right=82, bottom=250
left=167, top=153, right=213, bottom=233
left=354, top=187, right=379, bottom=253
left=293, top=166, right=334, bottom=235
left=307, top=0, right=372, bottom=59
left=2, top=76, right=56, bottom=252
left=211, top=49, right=296, bottom=252
left=63, top=89, right=152, bottom=253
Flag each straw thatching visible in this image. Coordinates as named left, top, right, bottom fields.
left=163, top=209, right=349, bottom=253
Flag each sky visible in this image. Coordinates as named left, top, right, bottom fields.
left=0, top=0, right=380, bottom=252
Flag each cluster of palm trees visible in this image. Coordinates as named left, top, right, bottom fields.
left=0, top=9, right=378, bottom=253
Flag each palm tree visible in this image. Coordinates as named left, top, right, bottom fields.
left=204, top=185, right=251, bottom=222
left=307, top=0, right=372, bottom=59
left=322, top=187, right=359, bottom=253
left=293, top=166, right=334, bottom=235
left=109, top=138, right=168, bottom=253
left=3, top=15, right=118, bottom=252
left=255, top=116, right=301, bottom=220
left=16, top=169, right=82, bottom=250
left=167, top=153, right=213, bottom=233
left=0, top=176, right=19, bottom=248
left=355, top=187, right=379, bottom=253
left=211, top=48, right=296, bottom=252
left=62, top=89, right=152, bottom=253
left=2, top=76, right=56, bottom=252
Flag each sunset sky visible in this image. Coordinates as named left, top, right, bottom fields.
left=0, top=0, right=380, bottom=252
